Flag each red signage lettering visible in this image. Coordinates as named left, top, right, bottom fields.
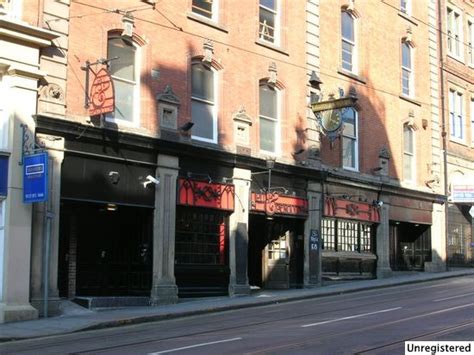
left=89, top=68, right=115, bottom=116
left=178, top=178, right=235, bottom=211
left=250, top=192, right=308, bottom=218
left=324, top=196, right=380, bottom=223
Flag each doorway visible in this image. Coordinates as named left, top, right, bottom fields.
left=248, top=215, right=304, bottom=289
left=58, top=201, right=153, bottom=297
left=389, top=222, right=431, bottom=271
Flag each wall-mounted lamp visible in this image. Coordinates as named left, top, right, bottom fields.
left=180, top=121, right=194, bottom=132
left=142, top=175, right=160, bottom=188
left=106, top=203, right=118, bottom=211
left=309, top=70, right=322, bottom=88
left=372, top=200, right=384, bottom=207
left=108, top=171, right=120, bottom=185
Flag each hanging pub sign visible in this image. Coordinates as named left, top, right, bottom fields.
left=23, top=152, right=48, bottom=203
left=88, top=68, right=115, bottom=116
left=178, top=178, right=235, bottom=211
left=311, top=93, right=357, bottom=142
left=324, top=196, right=380, bottom=223
left=250, top=192, right=309, bottom=218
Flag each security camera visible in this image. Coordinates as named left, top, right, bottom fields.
left=143, top=175, right=160, bottom=188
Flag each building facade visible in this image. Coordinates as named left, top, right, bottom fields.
left=1, top=0, right=470, bottom=324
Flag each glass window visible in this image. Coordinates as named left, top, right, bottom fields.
left=192, top=0, right=217, bottom=21
left=402, top=42, right=412, bottom=96
left=342, top=108, right=358, bottom=170
left=259, top=0, right=279, bottom=44
left=449, top=90, right=464, bottom=140
left=403, top=125, right=415, bottom=182
left=321, top=218, right=373, bottom=253
left=341, top=11, right=355, bottom=72
left=400, top=0, right=410, bottom=15
left=447, top=8, right=462, bottom=58
left=259, top=84, right=278, bottom=153
left=106, top=37, right=139, bottom=123
left=471, top=98, right=474, bottom=144
left=175, top=208, right=227, bottom=265
left=191, top=63, right=217, bottom=143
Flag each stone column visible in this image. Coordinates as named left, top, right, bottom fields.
left=425, top=203, right=446, bottom=272
left=304, top=181, right=323, bottom=287
left=228, top=168, right=251, bottom=296
left=0, top=75, right=39, bottom=323
left=150, top=154, right=179, bottom=305
left=376, top=197, right=392, bottom=278
left=30, top=134, right=64, bottom=316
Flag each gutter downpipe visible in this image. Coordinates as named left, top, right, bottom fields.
left=437, top=0, right=449, bottom=271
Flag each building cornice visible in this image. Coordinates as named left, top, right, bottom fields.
left=0, top=18, right=59, bottom=47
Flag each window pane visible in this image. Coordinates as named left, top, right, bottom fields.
left=260, top=117, right=276, bottom=152
left=192, top=0, right=212, bottom=19
left=259, top=8, right=275, bottom=42
left=404, top=127, right=413, bottom=152
left=402, top=69, right=410, bottom=96
left=342, top=108, right=356, bottom=136
left=260, top=0, right=275, bottom=10
left=341, top=12, right=354, bottom=42
left=113, top=79, right=134, bottom=121
left=402, top=43, right=411, bottom=68
left=192, top=64, right=214, bottom=101
left=108, top=38, right=135, bottom=81
left=191, top=100, right=214, bottom=140
left=342, top=136, right=356, bottom=168
left=403, top=153, right=413, bottom=181
left=260, top=85, right=276, bottom=118
left=342, top=41, right=353, bottom=71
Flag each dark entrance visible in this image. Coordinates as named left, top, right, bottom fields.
left=58, top=201, right=153, bottom=297
left=389, top=222, right=431, bottom=271
left=248, top=215, right=304, bottom=289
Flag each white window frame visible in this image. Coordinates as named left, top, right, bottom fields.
left=259, top=0, right=280, bottom=46
left=341, top=108, right=359, bottom=171
left=0, top=199, right=4, bottom=300
left=341, top=10, right=357, bottom=73
left=0, top=74, right=7, bottom=150
left=191, top=62, right=218, bottom=144
left=0, top=0, right=22, bottom=19
left=401, top=41, right=414, bottom=97
left=449, top=89, right=464, bottom=142
left=403, top=124, right=415, bottom=183
left=400, top=0, right=411, bottom=16
left=105, top=37, right=141, bottom=127
left=468, top=18, right=474, bottom=67
left=258, top=83, right=281, bottom=156
left=191, top=0, right=219, bottom=22
left=447, top=6, right=463, bottom=60
left=471, top=97, right=474, bottom=145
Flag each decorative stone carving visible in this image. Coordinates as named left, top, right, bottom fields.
left=232, top=106, right=253, bottom=147
left=40, top=83, right=65, bottom=102
left=268, top=62, right=277, bottom=86
left=157, top=85, right=180, bottom=131
left=156, top=85, right=180, bottom=106
left=202, top=39, right=214, bottom=67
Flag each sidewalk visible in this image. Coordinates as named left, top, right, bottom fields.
left=1, top=269, right=473, bottom=342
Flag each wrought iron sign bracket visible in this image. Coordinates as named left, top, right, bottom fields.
left=19, top=124, right=44, bottom=165
left=81, top=57, right=118, bottom=109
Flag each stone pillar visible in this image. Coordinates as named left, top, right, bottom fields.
left=150, top=154, right=179, bottom=305
left=228, top=168, right=251, bottom=296
left=425, top=203, right=447, bottom=272
left=376, top=198, right=392, bottom=278
left=30, top=134, right=64, bottom=316
left=0, top=75, right=39, bottom=323
left=304, top=181, right=323, bottom=287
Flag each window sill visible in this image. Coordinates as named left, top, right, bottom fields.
left=399, top=94, right=422, bottom=106
left=446, top=53, right=465, bottom=65
left=398, top=11, right=418, bottom=26
left=449, top=137, right=468, bottom=147
left=337, top=68, right=366, bottom=84
left=255, top=39, right=289, bottom=56
left=186, top=13, right=228, bottom=33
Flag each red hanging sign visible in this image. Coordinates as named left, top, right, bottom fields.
left=178, top=178, right=235, bottom=211
left=89, top=68, right=115, bottom=116
left=324, top=196, right=380, bottom=223
left=250, top=192, right=309, bottom=217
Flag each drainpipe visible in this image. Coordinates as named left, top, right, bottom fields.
left=437, top=0, right=449, bottom=271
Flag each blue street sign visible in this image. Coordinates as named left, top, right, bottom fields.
left=0, top=155, right=8, bottom=197
left=23, top=152, right=48, bottom=203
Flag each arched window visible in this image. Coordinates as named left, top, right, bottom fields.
left=403, top=124, right=415, bottom=182
left=342, top=108, right=358, bottom=170
left=401, top=42, right=413, bottom=97
left=341, top=11, right=356, bottom=72
left=259, top=83, right=279, bottom=154
left=191, top=62, right=217, bottom=143
left=106, top=36, right=140, bottom=124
